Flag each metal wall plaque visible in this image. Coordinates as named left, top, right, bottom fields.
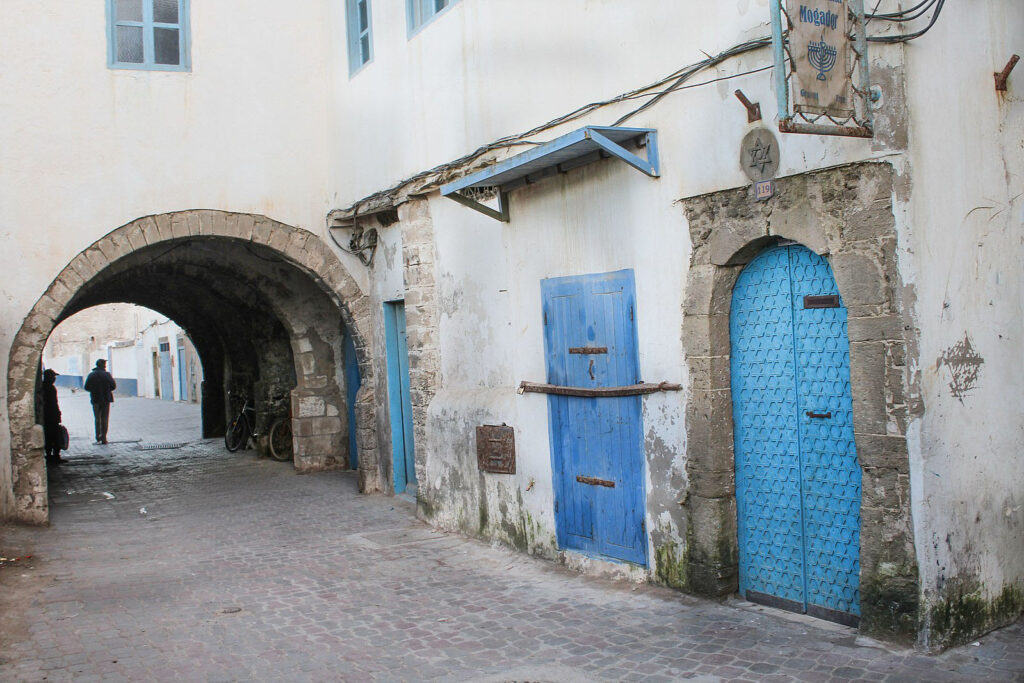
left=476, top=425, right=516, bottom=474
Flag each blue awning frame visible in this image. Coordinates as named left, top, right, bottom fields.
left=440, top=126, right=660, bottom=222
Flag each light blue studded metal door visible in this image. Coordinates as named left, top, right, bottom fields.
left=731, top=244, right=861, bottom=626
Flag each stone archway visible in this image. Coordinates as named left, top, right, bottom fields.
left=7, top=210, right=382, bottom=524
left=679, top=162, right=921, bottom=644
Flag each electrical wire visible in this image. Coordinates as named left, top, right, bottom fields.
left=868, top=0, right=939, bottom=23
left=337, top=0, right=952, bottom=217
left=868, top=0, right=946, bottom=42
left=340, top=37, right=774, bottom=216
left=867, top=0, right=936, bottom=20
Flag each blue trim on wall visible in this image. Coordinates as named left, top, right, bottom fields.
left=114, top=378, right=139, bottom=397
left=54, top=375, right=84, bottom=390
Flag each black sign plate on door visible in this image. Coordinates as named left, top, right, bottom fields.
left=804, top=295, right=840, bottom=309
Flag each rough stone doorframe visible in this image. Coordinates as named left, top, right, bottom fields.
left=679, top=162, right=921, bottom=643
left=6, top=210, right=382, bottom=524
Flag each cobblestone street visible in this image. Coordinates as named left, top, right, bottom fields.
left=0, top=390, right=1021, bottom=682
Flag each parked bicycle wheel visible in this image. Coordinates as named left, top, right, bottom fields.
left=268, top=417, right=293, bottom=461
left=225, top=416, right=247, bottom=452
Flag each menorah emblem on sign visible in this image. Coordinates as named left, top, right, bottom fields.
left=808, top=37, right=838, bottom=81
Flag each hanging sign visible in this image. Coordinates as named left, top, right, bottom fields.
left=788, top=0, right=854, bottom=118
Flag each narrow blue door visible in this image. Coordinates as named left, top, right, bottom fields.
left=731, top=244, right=861, bottom=625
left=177, top=345, right=188, bottom=402
left=343, top=328, right=361, bottom=470
left=384, top=302, right=416, bottom=493
left=159, top=341, right=174, bottom=401
left=542, top=269, right=646, bottom=565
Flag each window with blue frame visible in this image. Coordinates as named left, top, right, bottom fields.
left=406, top=0, right=458, bottom=36
left=346, top=0, right=373, bottom=75
left=107, top=0, right=190, bottom=71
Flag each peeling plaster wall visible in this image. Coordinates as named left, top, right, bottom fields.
left=330, top=0, right=932, bottom=610
left=901, top=2, right=1024, bottom=649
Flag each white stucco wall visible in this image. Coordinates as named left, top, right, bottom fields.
left=0, top=1, right=333, bottom=510
left=901, top=1, right=1024, bottom=634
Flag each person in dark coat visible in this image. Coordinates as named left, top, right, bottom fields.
left=42, top=368, right=65, bottom=465
left=84, top=359, right=116, bottom=445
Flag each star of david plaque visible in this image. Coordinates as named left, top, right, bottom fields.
left=740, top=128, right=780, bottom=183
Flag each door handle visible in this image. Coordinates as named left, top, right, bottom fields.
left=806, top=411, right=832, bottom=419
left=588, top=359, right=595, bottom=381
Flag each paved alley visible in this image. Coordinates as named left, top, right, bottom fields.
left=0, top=390, right=1021, bottom=682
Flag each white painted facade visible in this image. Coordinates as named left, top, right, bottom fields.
left=2, top=0, right=1021, bottom=648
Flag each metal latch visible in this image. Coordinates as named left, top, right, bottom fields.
left=576, top=475, right=615, bottom=488
left=806, top=411, right=832, bottom=419
left=569, top=346, right=607, bottom=355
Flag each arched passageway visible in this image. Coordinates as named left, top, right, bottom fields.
left=7, top=211, right=380, bottom=523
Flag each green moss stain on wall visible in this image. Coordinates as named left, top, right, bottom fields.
left=654, top=538, right=689, bottom=590
left=928, top=580, right=1024, bottom=650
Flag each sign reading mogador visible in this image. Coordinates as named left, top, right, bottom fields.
left=789, top=0, right=853, bottom=118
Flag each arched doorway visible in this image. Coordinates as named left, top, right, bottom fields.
left=730, top=243, right=861, bottom=626
left=6, top=210, right=380, bottom=524
left=678, top=163, right=921, bottom=642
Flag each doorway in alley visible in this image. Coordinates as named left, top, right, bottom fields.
left=730, top=243, right=861, bottom=626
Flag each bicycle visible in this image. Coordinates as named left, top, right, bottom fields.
left=267, top=412, right=293, bottom=462
left=225, top=396, right=257, bottom=452
left=225, top=394, right=293, bottom=461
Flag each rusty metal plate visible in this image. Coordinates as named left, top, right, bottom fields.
left=568, top=346, right=607, bottom=355
left=476, top=425, right=515, bottom=474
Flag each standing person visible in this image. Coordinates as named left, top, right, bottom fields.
left=84, top=359, right=116, bottom=445
left=42, top=368, right=65, bottom=465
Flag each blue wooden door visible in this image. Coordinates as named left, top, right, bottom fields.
left=159, top=341, right=173, bottom=401
left=730, top=244, right=861, bottom=625
left=384, top=302, right=416, bottom=493
left=177, top=345, right=188, bottom=402
left=343, top=329, right=361, bottom=470
left=542, top=270, right=646, bottom=565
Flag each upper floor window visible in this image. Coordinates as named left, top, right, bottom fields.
left=107, top=0, right=191, bottom=71
left=346, top=0, right=373, bottom=75
left=406, top=0, right=458, bottom=36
